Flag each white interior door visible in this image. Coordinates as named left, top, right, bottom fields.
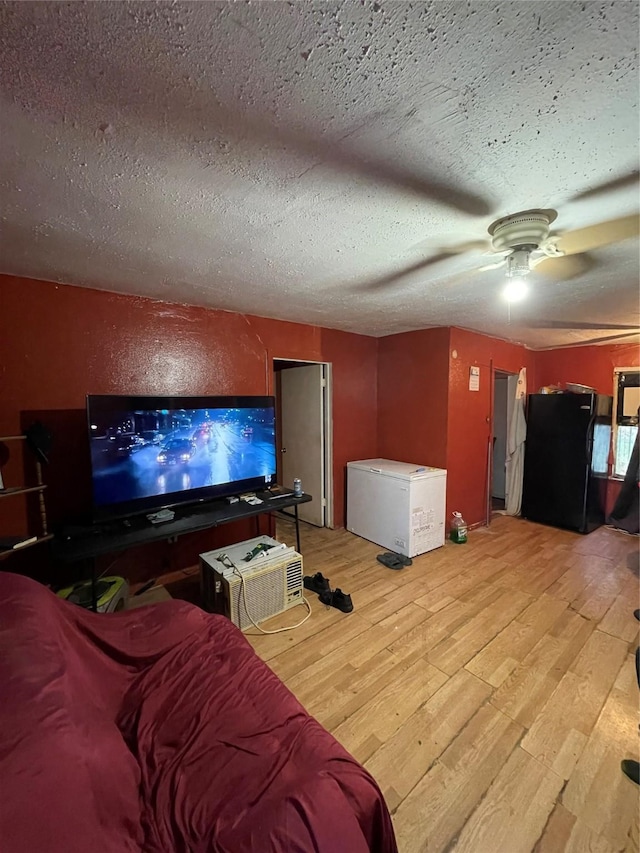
left=492, top=373, right=509, bottom=499
left=504, top=371, right=523, bottom=513
left=280, top=364, right=326, bottom=526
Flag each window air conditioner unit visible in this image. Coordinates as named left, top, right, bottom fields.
left=200, top=536, right=304, bottom=631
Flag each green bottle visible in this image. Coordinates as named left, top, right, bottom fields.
left=450, top=512, right=468, bottom=544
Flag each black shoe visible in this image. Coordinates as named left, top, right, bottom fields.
left=634, top=609, right=640, bottom=622
left=319, top=588, right=354, bottom=613
left=303, top=572, right=330, bottom=594
left=621, top=759, right=640, bottom=785
left=376, top=552, right=413, bottom=570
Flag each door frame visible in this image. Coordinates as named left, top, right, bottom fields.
left=488, top=366, right=518, bottom=523
left=272, top=358, right=334, bottom=529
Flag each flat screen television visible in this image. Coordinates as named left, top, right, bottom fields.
left=86, top=395, right=277, bottom=521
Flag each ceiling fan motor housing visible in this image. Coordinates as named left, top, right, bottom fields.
left=488, top=209, right=557, bottom=254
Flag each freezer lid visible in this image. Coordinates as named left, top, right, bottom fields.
left=347, top=458, right=446, bottom=480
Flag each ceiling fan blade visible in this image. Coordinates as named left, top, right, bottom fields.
left=329, top=156, right=492, bottom=216
left=0, top=2, right=495, bottom=218
left=571, top=170, right=639, bottom=201
left=533, top=253, right=598, bottom=281
left=408, top=237, right=488, bottom=256
left=229, top=112, right=494, bottom=216
left=356, top=241, right=486, bottom=292
left=536, top=331, right=640, bottom=349
left=478, top=258, right=507, bottom=272
left=553, top=214, right=640, bottom=256
left=526, top=320, right=640, bottom=331
left=356, top=251, right=465, bottom=292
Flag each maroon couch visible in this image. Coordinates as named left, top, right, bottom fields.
left=0, top=573, right=397, bottom=853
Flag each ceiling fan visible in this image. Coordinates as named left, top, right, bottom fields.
left=478, top=209, right=640, bottom=288
left=353, top=192, right=640, bottom=342
left=356, top=199, right=639, bottom=298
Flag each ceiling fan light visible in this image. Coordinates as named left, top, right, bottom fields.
left=503, top=278, right=529, bottom=302
left=506, top=249, right=532, bottom=278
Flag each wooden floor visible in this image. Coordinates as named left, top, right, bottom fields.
left=244, top=515, right=640, bottom=853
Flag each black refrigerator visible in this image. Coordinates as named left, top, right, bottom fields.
left=522, top=393, right=612, bottom=534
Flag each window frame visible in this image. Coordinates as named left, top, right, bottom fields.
left=612, top=367, right=640, bottom=480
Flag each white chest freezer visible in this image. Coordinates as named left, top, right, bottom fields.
left=347, top=458, right=447, bottom=558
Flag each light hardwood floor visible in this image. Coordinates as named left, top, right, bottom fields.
left=246, top=515, right=640, bottom=853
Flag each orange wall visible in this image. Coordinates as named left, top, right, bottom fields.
left=446, top=328, right=536, bottom=526
left=377, top=328, right=450, bottom=469
left=534, top=342, right=640, bottom=394
left=0, top=275, right=377, bottom=578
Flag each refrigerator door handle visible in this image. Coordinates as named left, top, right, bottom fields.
left=585, top=414, right=596, bottom=461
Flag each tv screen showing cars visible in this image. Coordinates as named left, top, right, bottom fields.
left=88, top=405, right=276, bottom=508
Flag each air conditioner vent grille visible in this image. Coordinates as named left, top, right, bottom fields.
left=200, top=538, right=304, bottom=632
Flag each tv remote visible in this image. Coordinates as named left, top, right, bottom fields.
left=147, top=509, right=175, bottom=523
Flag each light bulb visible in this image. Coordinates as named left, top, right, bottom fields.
left=503, top=278, right=529, bottom=302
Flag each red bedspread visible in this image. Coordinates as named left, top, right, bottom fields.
left=0, top=573, right=397, bottom=853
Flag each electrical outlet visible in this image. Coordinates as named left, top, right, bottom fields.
left=394, top=538, right=405, bottom=548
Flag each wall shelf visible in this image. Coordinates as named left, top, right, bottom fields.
left=0, top=534, right=54, bottom=561
left=0, top=432, right=50, bottom=558
left=0, top=485, right=48, bottom=498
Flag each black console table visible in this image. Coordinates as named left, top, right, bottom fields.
left=54, top=491, right=312, bottom=610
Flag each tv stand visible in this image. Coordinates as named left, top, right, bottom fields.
left=54, top=491, right=312, bottom=610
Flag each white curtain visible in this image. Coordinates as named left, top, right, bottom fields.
left=505, top=367, right=527, bottom=516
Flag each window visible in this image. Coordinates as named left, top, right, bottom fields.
left=614, top=425, right=637, bottom=477
left=592, top=422, right=611, bottom=475
left=613, top=369, right=639, bottom=478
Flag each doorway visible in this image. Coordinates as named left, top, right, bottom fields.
left=273, top=359, right=333, bottom=528
left=491, top=370, right=517, bottom=512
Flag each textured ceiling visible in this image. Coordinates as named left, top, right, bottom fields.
left=0, top=0, right=638, bottom=348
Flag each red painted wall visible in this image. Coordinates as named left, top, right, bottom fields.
left=534, top=342, right=640, bottom=394
left=321, top=328, right=378, bottom=526
left=446, top=328, right=536, bottom=527
left=377, top=328, right=450, bottom=469
left=3, top=271, right=634, bottom=585
left=376, top=326, right=536, bottom=530
left=0, top=275, right=377, bottom=580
